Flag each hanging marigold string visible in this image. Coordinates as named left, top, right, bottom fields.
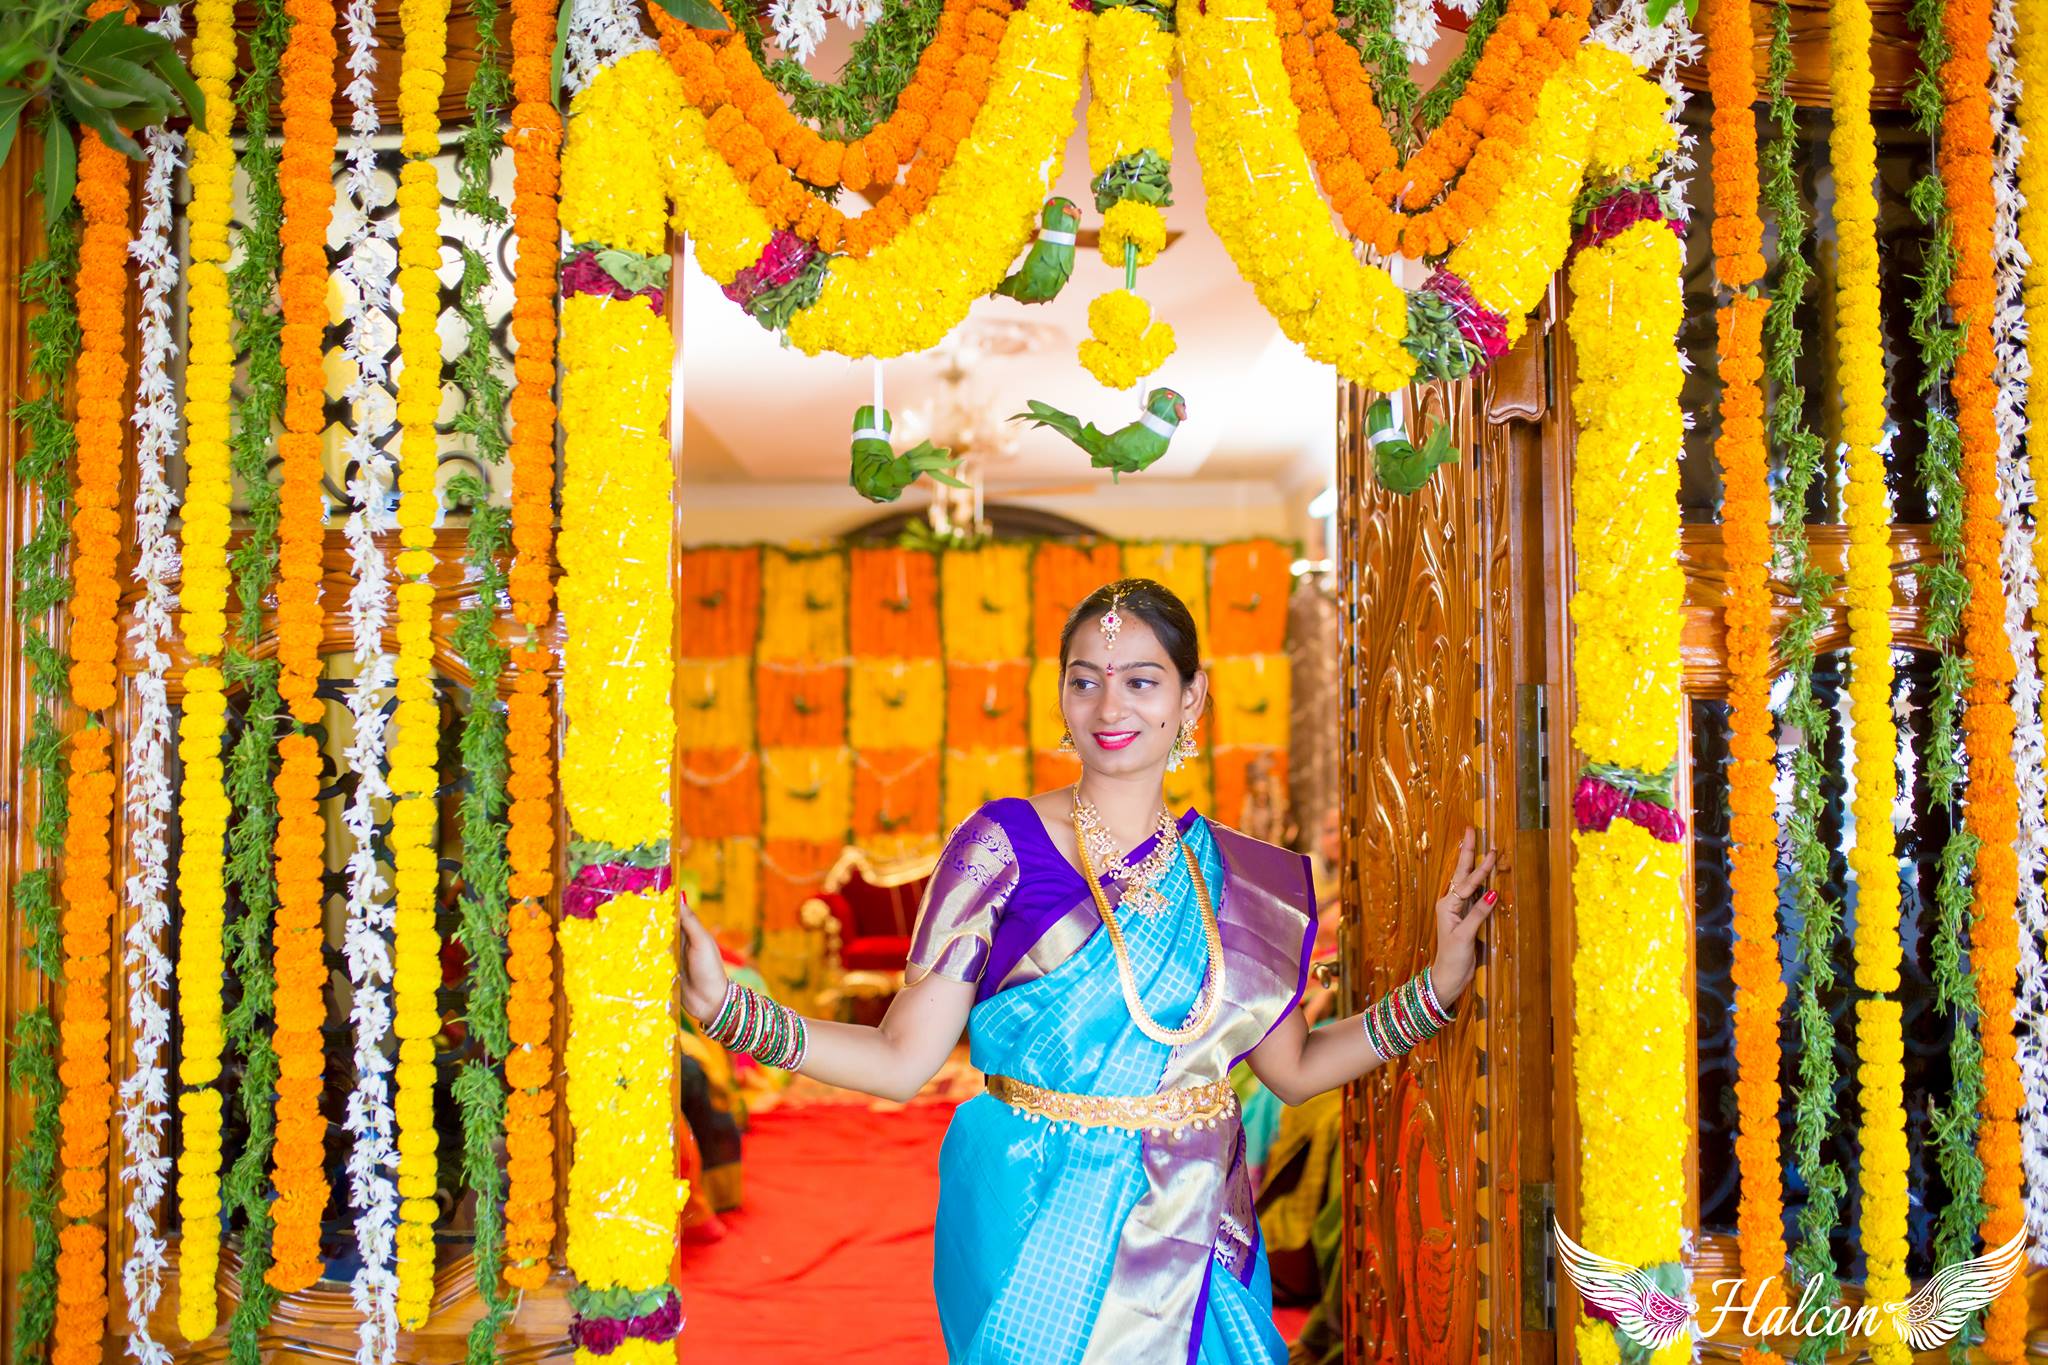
left=1832, top=0, right=1909, bottom=1349
left=557, top=55, right=692, bottom=1356
left=1701, top=0, right=1786, bottom=1339
left=1941, top=0, right=2026, bottom=1348
left=391, top=0, right=451, bottom=1328
left=1563, top=212, right=1691, bottom=1365
left=503, top=0, right=565, bottom=1292
left=1271, top=0, right=1590, bottom=257
left=53, top=1, right=134, bottom=1350
left=174, top=0, right=238, bottom=1336
left=651, top=0, right=1010, bottom=257
left=266, top=0, right=340, bottom=1295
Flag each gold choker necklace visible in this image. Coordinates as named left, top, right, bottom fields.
left=1072, top=790, right=1180, bottom=916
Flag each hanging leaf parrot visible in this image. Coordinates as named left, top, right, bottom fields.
left=1011, top=387, right=1185, bottom=480
left=848, top=404, right=970, bottom=504
left=1367, top=397, right=1458, bottom=495
left=994, top=197, right=1082, bottom=304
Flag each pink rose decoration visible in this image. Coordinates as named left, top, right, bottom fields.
left=1575, top=189, right=1685, bottom=252
left=1574, top=774, right=1686, bottom=843
left=758, top=230, right=815, bottom=287
left=569, top=1314, right=628, bottom=1354
left=724, top=231, right=817, bottom=307
left=562, top=862, right=674, bottom=920
left=1423, top=267, right=1510, bottom=362
left=562, top=250, right=665, bottom=313
left=1625, top=796, right=1687, bottom=844
left=627, top=1292, right=685, bottom=1341
left=1573, top=775, right=1628, bottom=833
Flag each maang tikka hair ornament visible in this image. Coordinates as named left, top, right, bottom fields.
left=1099, top=586, right=1125, bottom=651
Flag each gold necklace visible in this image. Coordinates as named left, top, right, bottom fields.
left=1071, top=804, right=1225, bottom=1047
left=1072, top=791, right=1181, bottom=916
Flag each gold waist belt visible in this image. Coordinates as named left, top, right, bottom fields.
left=985, top=1073, right=1239, bottom=1138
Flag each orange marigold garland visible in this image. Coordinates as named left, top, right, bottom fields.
left=503, top=0, right=564, bottom=1291
left=265, top=0, right=340, bottom=1295
left=1272, top=0, right=1591, bottom=257
left=1941, top=0, right=2026, bottom=1348
left=652, top=0, right=1011, bottom=257
left=1702, top=0, right=1786, bottom=1339
left=54, top=7, right=133, bottom=1350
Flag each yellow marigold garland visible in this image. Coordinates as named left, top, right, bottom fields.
left=1178, top=0, right=1667, bottom=387
left=391, top=0, right=450, bottom=1326
left=1078, top=290, right=1176, bottom=391
left=1832, top=0, right=1908, bottom=1350
left=1942, top=0, right=2026, bottom=1347
left=555, top=307, right=684, bottom=847
left=783, top=0, right=1086, bottom=358
left=1563, top=220, right=1690, bottom=1365
left=1081, top=5, right=1176, bottom=381
left=174, top=0, right=238, bottom=1333
left=554, top=279, right=687, bottom=1350
left=504, top=0, right=563, bottom=1291
left=55, top=7, right=132, bottom=1347
left=266, top=0, right=339, bottom=1294
left=1445, top=45, right=1671, bottom=344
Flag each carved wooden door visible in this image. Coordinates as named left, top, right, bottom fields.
left=1332, top=292, right=1563, bottom=1364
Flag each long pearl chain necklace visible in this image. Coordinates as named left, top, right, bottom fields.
left=1070, top=790, right=1224, bottom=1047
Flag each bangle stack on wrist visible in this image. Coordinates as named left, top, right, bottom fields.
left=1360, top=968, right=1456, bottom=1062
left=703, top=979, right=809, bottom=1071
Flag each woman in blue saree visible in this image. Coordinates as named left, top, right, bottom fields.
left=676, top=579, right=1500, bottom=1364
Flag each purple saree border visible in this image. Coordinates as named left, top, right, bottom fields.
left=973, top=797, right=1198, bottom=1005
left=1211, top=827, right=1318, bottom=1070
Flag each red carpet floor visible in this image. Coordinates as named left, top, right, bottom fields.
left=677, top=1100, right=954, bottom=1361
left=677, top=1098, right=1311, bottom=1361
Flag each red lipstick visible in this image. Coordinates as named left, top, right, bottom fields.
left=1092, top=731, right=1138, bottom=751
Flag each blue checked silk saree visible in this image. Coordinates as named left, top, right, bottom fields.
left=906, top=798, right=1317, bottom=1364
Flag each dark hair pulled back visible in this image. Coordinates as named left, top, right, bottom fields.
left=1058, top=578, right=1202, bottom=686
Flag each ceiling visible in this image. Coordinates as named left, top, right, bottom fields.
left=675, top=59, right=1344, bottom=495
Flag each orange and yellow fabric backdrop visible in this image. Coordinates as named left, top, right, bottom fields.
left=677, top=537, right=1297, bottom=996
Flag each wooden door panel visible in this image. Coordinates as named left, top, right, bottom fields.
left=1336, top=352, right=1534, bottom=1362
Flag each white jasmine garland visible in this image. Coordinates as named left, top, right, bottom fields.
left=765, top=0, right=886, bottom=63
left=1389, top=0, right=1442, bottom=65
left=118, top=11, right=183, bottom=1362
left=338, top=0, right=403, bottom=1356
left=563, top=0, right=655, bottom=96
left=1891, top=652, right=1917, bottom=833
left=1988, top=0, right=2048, bottom=1266
left=1591, top=0, right=1701, bottom=222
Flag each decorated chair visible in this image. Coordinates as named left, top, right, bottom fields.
left=799, top=842, right=940, bottom=1022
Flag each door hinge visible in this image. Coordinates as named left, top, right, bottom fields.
left=1521, top=1181, right=1556, bottom=1333
left=1515, top=683, right=1549, bottom=831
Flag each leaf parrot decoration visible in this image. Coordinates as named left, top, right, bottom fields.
left=849, top=404, right=970, bottom=503
left=1367, top=397, right=1458, bottom=495
left=994, top=197, right=1081, bottom=304
left=0, top=0, right=209, bottom=228
left=1011, top=387, right=1185, bottom=480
